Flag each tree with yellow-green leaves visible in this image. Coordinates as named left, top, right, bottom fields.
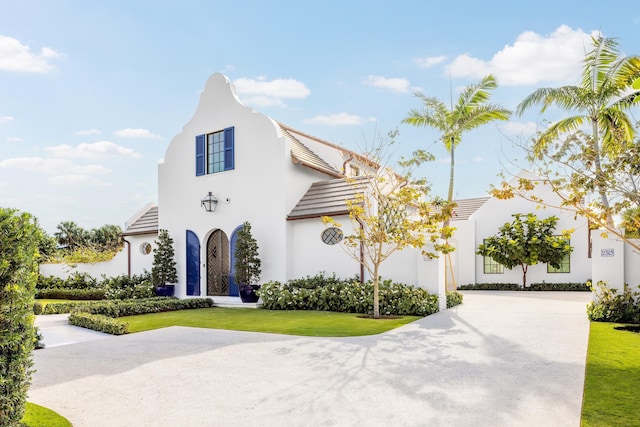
left=322, top=131, right=454, bottom=318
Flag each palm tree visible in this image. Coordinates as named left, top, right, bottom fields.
left=516, top=36, right=640, bottom=224
left=403, top=74, right=511, bottom=205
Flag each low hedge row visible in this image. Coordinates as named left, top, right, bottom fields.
left=36, top=288, right=106, bottom=300
left=258, top=274, right=462, bottom=316
left=67, top=297, right=214, bottom=334
left=72, top=297, right=214, bottom=318
left=68, top=312, right=129, bottom=335
left=33, top=300, right=103, bottom=315
left=458, top=282, right=590, bottom=291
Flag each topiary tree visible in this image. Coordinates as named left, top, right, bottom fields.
left=0, top=208, right=42, bottom=426
left=476, top=213, right=573, bottom=288
left=234, top=221, right=261, bottom=286
left=151, top=229, right=177, bottom=286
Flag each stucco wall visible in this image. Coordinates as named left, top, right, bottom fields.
left=40, top=249, right=128, bottom=280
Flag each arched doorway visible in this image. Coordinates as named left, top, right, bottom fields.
left=206, top=229, right=229, bottom=296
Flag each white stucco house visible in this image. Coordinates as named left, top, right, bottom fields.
left=41, top=72, right=639, bottom=295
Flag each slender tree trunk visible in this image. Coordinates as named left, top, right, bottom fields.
left=441, top=138, right=455, bottom=239
left=373, top=262, right=380, bottom=319
left=521, top=264, right=528, bottom=288
left=591, top=117, right=614, bottom=228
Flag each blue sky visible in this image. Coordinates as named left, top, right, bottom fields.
left=1, top=1, right=639, bottom=233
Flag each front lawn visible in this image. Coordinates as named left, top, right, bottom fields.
left=582, top=322, right=640, bottom=426
left=124, top=307, right=420, bottom=337
left=21, top=402, right=72, bottom=427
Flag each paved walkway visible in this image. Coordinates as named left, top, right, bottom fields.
left=29, top=291, right=593, bottom=427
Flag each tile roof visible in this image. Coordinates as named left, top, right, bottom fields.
left=287, top=177, right=369, bottom=220
left=451, top=197, right=490, bottom=221
left=280, top=125, right=343, bottom=178
left=123, top=205, right=158, bottom=235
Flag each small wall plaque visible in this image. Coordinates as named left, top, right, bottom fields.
left=601, top=248, right=615, bottom=257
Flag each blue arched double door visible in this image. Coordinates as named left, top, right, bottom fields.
left=186, top=227, right=242, bottom=297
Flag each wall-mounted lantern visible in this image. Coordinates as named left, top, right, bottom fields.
left=201, top=192, right=218, bottom=212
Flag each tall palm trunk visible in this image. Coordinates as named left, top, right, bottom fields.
left=442, top=137, right=455, bottom=239
left=591, top=117, right=614, bottom=228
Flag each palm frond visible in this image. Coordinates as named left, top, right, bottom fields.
left=534, top=116, right=586, bottom=154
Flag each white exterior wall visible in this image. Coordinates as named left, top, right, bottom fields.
left=456, top=185, right=591, bottom=286
left=289, top=217, right=361, bottom=280
left=124, top=234, right=157, bottom=275
left=624, top=238, right=640, bottom=286
left=39, top=249, right=127, bottom=280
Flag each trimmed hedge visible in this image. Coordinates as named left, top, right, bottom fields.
left=33, top=300, right=104, bottom=315
left=68, top=312, right=129, bottom=335
left=72, top=297, right=214, bottom=318
left=36, top=288, right=106, bottom=300
left=458, top=282, right=590, bottom=291
left=258, top=274, right=461, bottom=317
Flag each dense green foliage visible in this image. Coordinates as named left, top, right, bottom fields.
left=0, top=208, right=41, bottom=426
left=233, top=221, right=261, bottom=286
left=587, top=281, right=640, bottom=324
left=33, top=300, right=103, bottom=315
left=582, top=322, right=640, bottom=426
left=36, top=272, right=153, bottom=301
left=476, top=213, right=573, bottom=288
left=125, top=307, right=420, bottom=337
left=151, top=229, right=177, bottom=286
left=258, top=274, right=461, bottom=316
left=458, top=282, right=590, bottom=291
left=68, top=312, right=129, bottom=335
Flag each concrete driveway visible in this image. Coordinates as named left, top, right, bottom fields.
left=29, top=291, right=592, bottom=427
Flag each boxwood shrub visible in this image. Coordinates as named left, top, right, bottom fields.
left=36, top=288, right=106, bottom=300
left=68, top=312, right=129, bottom=335
left=72, top=297, right=214, bottom=318
left=458, top=282, right=590, bottom=291
left=257, top=274, right=461, bottom=316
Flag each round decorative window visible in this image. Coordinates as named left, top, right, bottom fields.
left=140, top=242, right=152, bottom=255
left=321, top=227, right=343, bottom=245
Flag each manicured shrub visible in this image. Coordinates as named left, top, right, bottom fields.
left=36, top=275, right=65, bottom=290
left=72, top=297, right=214, bottom=318
left=587, top=281, right=640, bottom=324
left=457, top=282, right=589, bottom=291
left=68, top=312, right=129, bottom=335
left=447, top=291, right=464, bottom=308
left=101, top=273, right=154, bottom=300
left=36, top=288, right=106, bottom=300
left=0, top=208, right=41, bottom=426
left=258, top=274, right=452, bottom=316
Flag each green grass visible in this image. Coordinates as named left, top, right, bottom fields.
left=123, top=307, right=420, bottom=337
left=21, top=402, right=72, bottom=427
left=582, top=322, right=640, bottom=427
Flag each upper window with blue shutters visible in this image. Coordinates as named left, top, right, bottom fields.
left=196, top=126, right=234, bottom=176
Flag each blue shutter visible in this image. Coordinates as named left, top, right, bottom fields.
left=223, top=126, right=234, bottom=171
left=195, top=134, right=205, bottom=176
left=186, top=230, right=201, bottom=296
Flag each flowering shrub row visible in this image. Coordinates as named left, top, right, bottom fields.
left=587, top=281, right=640, bottom=324
left=257, top=274, right=462, bottom=316
left=458, top=282, right=590, bottom=291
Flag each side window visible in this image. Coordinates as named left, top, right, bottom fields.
left=548, top=238, right=570, bottom=273
left=195, top=126, right=234, bottom=176
left=482, top=239, right=504, bottom=274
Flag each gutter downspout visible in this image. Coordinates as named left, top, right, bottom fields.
left=124, top=238, right=131, bottom=277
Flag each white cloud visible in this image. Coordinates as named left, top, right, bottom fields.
left=48, top=175, right=111, bottom=186
left=0, top=115, right=14, bottom=123
left=46, top=141, right=142, bottom=159
left=233, top=76, right=311, bottom=107
left=0, top=35, right=61, bottom=73
left=363, top=75, right=411, bottom=93
left=0, top=157, right=110, bottom=175
left=498, top=121, right=538, bottom=137
left=6, top=136, right=22, bottom=143
left=303, top=113, right=374, bottom=126
left=473, top=156, right=483, bottom=163
left=415, top=56, right=447, bottom=68
left=114, top=128, right=161, bottom=139
left=75, top=129, right=101, bottom=136
left=448, top=25, right=599, bottom=85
